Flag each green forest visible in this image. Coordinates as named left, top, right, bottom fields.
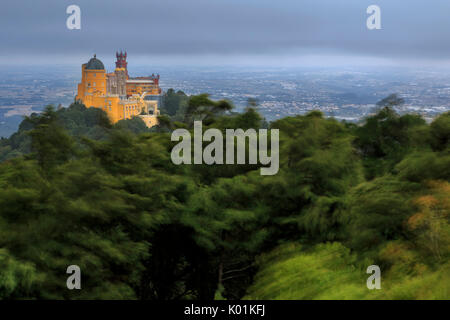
left=0, top=90, right=448, bottom=299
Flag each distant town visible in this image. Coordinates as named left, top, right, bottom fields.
left=1, top=64, right=450, bottom=137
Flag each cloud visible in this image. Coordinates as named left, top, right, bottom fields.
left=1, top=0, right=450, bottom=64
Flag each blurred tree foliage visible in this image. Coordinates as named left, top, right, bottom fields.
left=0, top=93, right=448, bottom=300
left=161, top=89, right=189, bottom=118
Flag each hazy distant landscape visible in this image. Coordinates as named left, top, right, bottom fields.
left=1, top=64, right=450, bottom=137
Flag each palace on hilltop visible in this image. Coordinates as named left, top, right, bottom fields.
left=76, top=52, right=161, bottom=127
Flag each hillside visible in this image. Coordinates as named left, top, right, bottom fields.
left=0, top=95, right=448, bottom=299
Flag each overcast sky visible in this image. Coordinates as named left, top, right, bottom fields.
left=1, top=0, right=450, bottom=66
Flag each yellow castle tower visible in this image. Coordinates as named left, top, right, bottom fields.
left=76, top=52, right=161, bottom=128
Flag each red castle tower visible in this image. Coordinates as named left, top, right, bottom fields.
left=115, top=51, right=128, bottom=70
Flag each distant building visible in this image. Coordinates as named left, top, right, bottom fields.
left=76, top=52, right=161, bottom=127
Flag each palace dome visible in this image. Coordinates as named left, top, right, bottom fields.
left=85, top=55, right=105, bottom=70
